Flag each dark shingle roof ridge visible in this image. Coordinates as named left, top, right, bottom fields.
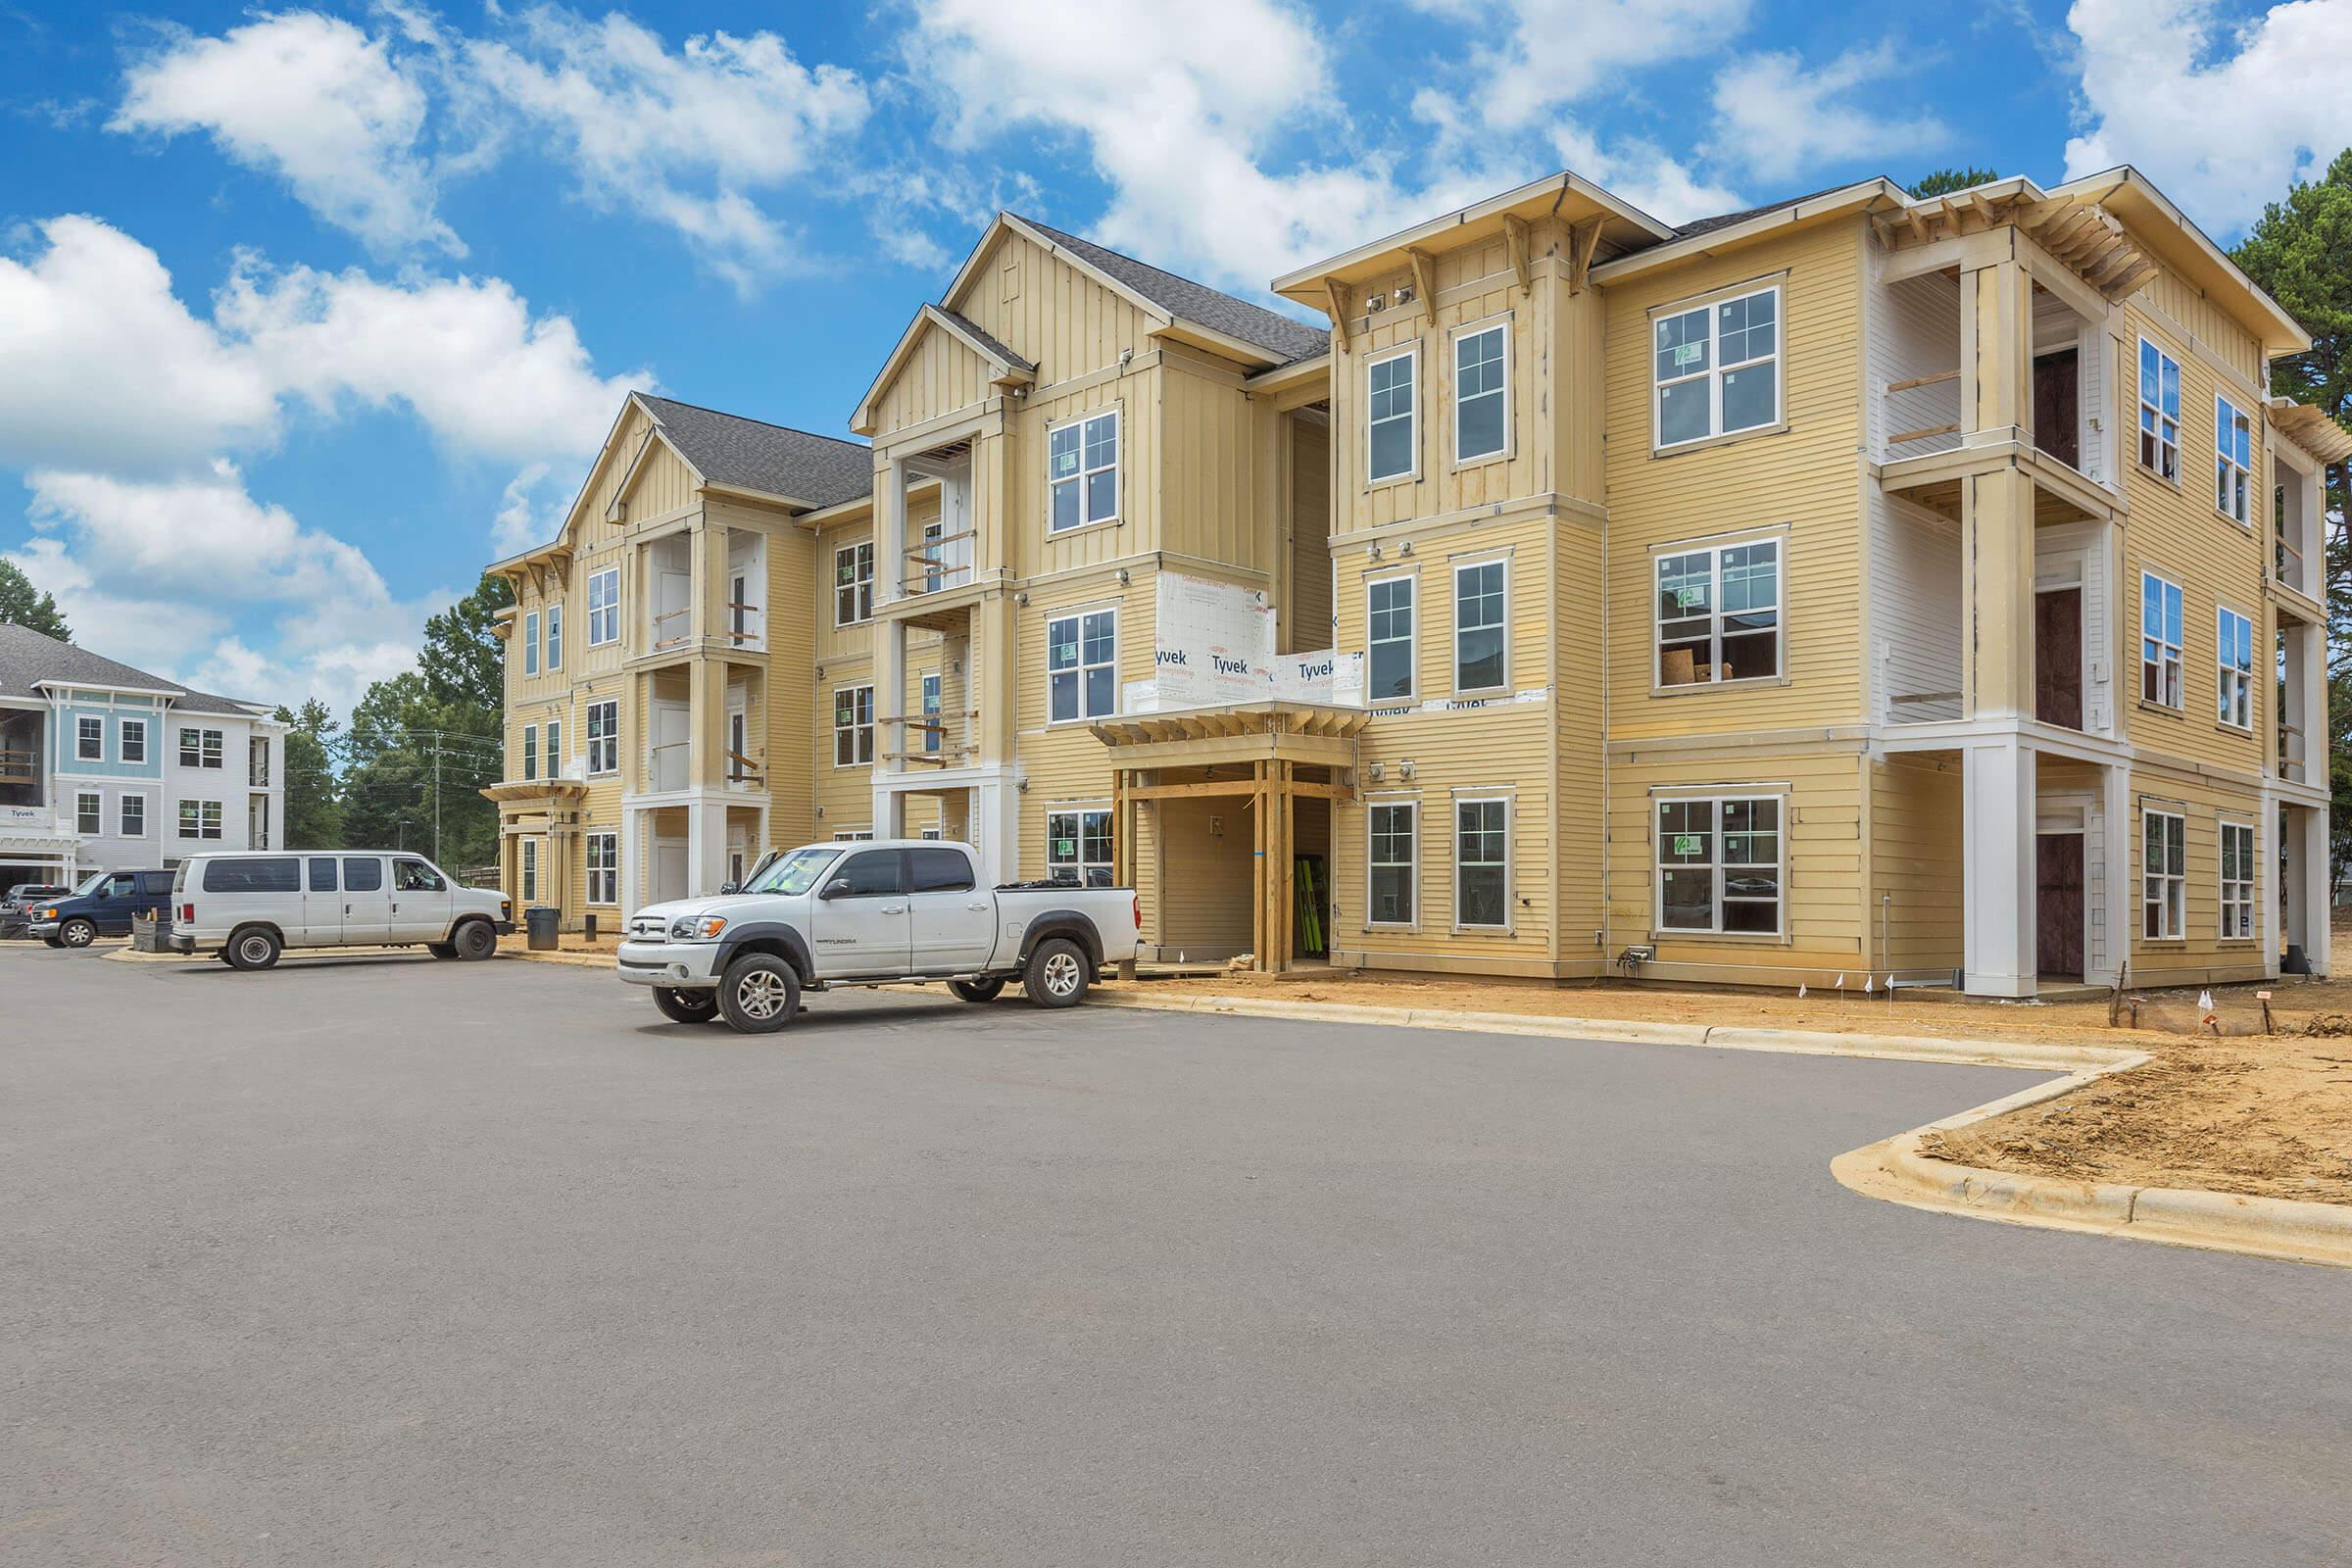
left=1672, top=177, right=1895, bottom=238
left=635, top=392, right=870, bottom=453
left=0, top=622, right=266, bottom=712
left=928, top=305, right=1036, bottom=374
left=633, top=393, right=874, bottom=509
left=1007, top=214, right=1328, bottom=363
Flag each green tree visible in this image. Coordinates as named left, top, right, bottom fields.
left=419, top=573, right=514, bottom=710
left=1908, top=168, right=2002, bottom=200
left=273, top=699, right=344, bottom=850
left=0, top=559, right=72, bottom=641
left=2231, top=149, right=2352, bottom=881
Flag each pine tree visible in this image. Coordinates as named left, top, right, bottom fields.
left=0, top=560, right=72, bottom=641
left=273, top=700, right=344, bottom=850
left=1908, top=168, right=2001, bottom=200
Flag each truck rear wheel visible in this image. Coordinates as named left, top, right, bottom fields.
left=717, top=953, right=801, bottom=1033
left=1023, top=938, right=1090, bottom=1007
left=653, top=986, right=721, bottom=1025
left=950, top=977, right=1004, bottom=1004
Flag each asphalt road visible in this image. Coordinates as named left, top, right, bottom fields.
left=5, top=943, right=2347, bottom=1567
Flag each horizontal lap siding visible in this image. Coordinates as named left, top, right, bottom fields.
left=1869, top=755, right=1964, bottom=974
left=1014, top=571, right=1150, bottom=888
left=1151, top=796, right=1254, bottom=957
left=1557, top=522, right=1606, bottom=968
left=1604, top=220, right=1867, bottom=739
left=2127, top=764, right=2269, bottom=987
left=1288, top=416, right=1334, bottom=648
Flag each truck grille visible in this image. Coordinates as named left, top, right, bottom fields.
left=628, top=916, right=666, bottom=942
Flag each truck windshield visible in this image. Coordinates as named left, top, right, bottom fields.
left=742, top=846, right=840, bottom=896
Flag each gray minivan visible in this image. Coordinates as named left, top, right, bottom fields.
left=171, top=852, right=514, bottom=969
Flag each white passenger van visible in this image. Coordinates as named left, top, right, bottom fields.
left=171, top=852, right=514, bottom=970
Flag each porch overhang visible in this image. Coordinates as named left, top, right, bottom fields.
left=479, top=778, right=590, bottom=806
left=1088, top=703, right=1367, bottom=770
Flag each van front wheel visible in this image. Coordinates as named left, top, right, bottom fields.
left=224, top=928, right=281, bottom=971
left=58, top=918, right=96, bottom=949
left=451, top=920, right=498, bottom=961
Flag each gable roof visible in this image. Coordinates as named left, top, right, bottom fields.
left=0, top=622, right=267, bottom=715
left=930, top=306, right=1035, bottom=376
left=1672, top=181, right=1866, bottom=239
left=1009, top=216, right=1329, bottom=365
left=634, top=394, right=873, bottom=509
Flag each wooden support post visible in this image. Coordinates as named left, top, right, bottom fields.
left=1275, top=762, right=1295, bottom=973
left=1250, top=760, right=1267, bottom=970
left=1323, top=276, right=1353, bottom=353
left=1110, top=769, right=1127, bottom=890
left=1407, top=247, right=1439, bottom=321
left=1501, top=213, right=1533, bottom=296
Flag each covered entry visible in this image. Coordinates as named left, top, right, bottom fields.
left=1091, top=704, right=1364, bottom=973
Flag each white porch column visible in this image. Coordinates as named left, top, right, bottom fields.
left=969, top=776, right=1023, bottom=886
left=1962, top=735, right=2037, bottom=997
left=685, top=798, right=728, bottom=899
left=2286, top=804, right=2332, bottom=977
left=2291, top=619, right=2328, bottom=786
left=871, top=456, right=908, bottom=838
left=2098, top=762, right=2132, bottom=988
left=619, top=806, right=641, bottom=919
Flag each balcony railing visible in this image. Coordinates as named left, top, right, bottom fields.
left=0, top=746, right=36, bottom=787
left=2276, top=533, right=2307, bottom=596
left=899, top=529, right=976, bottom=595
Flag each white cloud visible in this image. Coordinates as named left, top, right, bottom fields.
left=1546, top=123, right=1744, bottom=226
left=2, top=536, right=229, bottom=678
left=2063, top=0, right=2352, bottom=234
left=1430, top=0, right=1752, bottom=131
left=463, top=6, right=870, bottom=290
left=1703, top=42, right=1944, bottom=185
left=113, top=10, right=460, bottom=257
left=0, top=216, right=278, bottom=476
left=490, top=461, right=565, bottom=559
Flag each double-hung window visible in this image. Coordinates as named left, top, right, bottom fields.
left=544, top=719, right=562, bottom=780
left=2216, top=395, right=2253, bottom=522
left=1453, top=560, right=1506, bottom=692
left=587, top=567, right=620, bottom=646
left=1047, top=610, right=1116, bottom=723
left=1366, top=348, right=1416, bottom=482
left=1050, top=410, right=1119, bottom=531
left=1656, top=537, right=1781, bottom=686
left=1454, top=797, right=1510, bottom=928
left=2217, top=607, right=2254, bottom=730
left=586, top=831, right=617, bottom=906
left=121, top=718, right=146, bottom=763
left=1454, top=322, right=1506, bottom=463
left=1657, top=796, right=1783, bottom=935
left=520, top=837, right=538, bottom=903
left=921, top=672, right=942, bottom=754
left=2219, top=820, right=2256, bottom=940
left=1367, top=801, right=1416, bottom=925
left=75, top=715, right=102, bottom=761
left=179, top=799, right=222, bottom=841
left=523, top=611, right=540, bottom=675
left=521, top=723, right=538, bottom=781
left=1368, top=575, right=1415, bottom=701
left=835, top=543, right=873, bottom=626
left=2138, top=338, right=2181, bottom=480
left=833, top=686, right=873, bottom=767
left=2143, top=808, right=2185, bottom=939
left=75, top=791, right=101, bottom=834
left=1654, top=284, right=1780, bottom=449
left=545, top=604, right=563, bottom=670
left=1046, top=808, right=1113, bottom=887
left=586, top=700, right=617, bottom=774
left=2140, top=571, right=2183, bottom=709
left=121, top=795, right=144, bottom=836
left=176, top=727, right=222, bottom=768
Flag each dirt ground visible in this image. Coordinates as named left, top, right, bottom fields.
left=1105, top=962, right=2352, bottom=1205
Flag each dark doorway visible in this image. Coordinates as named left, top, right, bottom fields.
left=2034, top=349, right=2080, bottom=467
left=2036, top=832, right=2085, bottom=978
left=2034, top=587, right=2082, bottom=729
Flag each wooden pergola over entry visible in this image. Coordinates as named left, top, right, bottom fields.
left=1089, top=703, right=1367, bottom=973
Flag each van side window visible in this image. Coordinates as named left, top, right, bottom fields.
left=202, top=858, right=300, bottom=893
left=394, top=858, right=446, bottom=892
left=308, top=858, right=338, bottom=893
left=344, top=858, right=383, bottom=892
left=141, top=872, right=174, bottom=897
left=907, top=847, right=975, bottom=893
left=102, top=875, right=135, bottom=898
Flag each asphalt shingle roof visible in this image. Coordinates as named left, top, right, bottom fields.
left=932, top=307, right=1036, bottom=375
left=0, top=622, right=265, bottom=714
left=1672, top=180, right=1887, bottom=239
left=636, top=394, right=874, bottom=510
left=1012, top=217, right=1329, bottom=366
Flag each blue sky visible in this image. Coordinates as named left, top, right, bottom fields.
left=2, top=0, right=2345, bottom=716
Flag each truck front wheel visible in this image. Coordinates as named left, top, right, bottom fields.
left=1023, top=938, right=1091, bottom=1007
left=717, top=953, right=801, bottom=1033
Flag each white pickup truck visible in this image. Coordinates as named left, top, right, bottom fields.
left=615, top=839, right=1139, bottom=1032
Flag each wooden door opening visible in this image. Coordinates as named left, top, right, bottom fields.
left=2034, top=349, right=2080, bottom=468
left=2034, top=586, right=2083, bottom=729
left=2035, top=830, right=2085, bottom=979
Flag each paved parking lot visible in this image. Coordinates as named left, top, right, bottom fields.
left=6, top=942, right=2348, bottom=1566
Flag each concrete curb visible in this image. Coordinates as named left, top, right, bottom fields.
left=1095, top=986, right=2350, bottom=1270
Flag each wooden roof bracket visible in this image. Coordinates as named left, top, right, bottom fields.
left=1406, top=247, right=1440, bottom=322
left=1502, top=213, right=1534, bottom=296
left=1323, top=275, right=1353, bottom=353
left=1568, top=217, right=1604, bottom=296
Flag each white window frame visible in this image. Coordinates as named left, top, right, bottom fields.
left=1451, top=558, right=1508, bottom=694
left=834, top=542, right=874, bottom=627
left=120, top=717, right=146, bottom=764
left=586, top=831, right=617, bottom=906
left=545, top=603, right=563, bottom=670
left=520, top=837, right=539, bottom=904
left=74, top=790, right=101, bottom=835
left=2137, top=336, right=2181, bottom=482
left=1365, top=345, right=1419, bottom=485
left=1048, top=408, right=1121, bottom=533
left=1654, top=793, right=1787, bottom=938
left=1652, top=534, right=1784, bottom=689
left=1366, top=572, right=1416, bottom=703
left=1046, top=608, right=1118, bottom=724
left=523, top=611, right=540, bottom=675
left=2215, top=394, right=2253, bottom=524
left=1652, top=281, right=1783, bottom=452
left=2219, top=819, right=2256, bottom=941
left=544, top=719, right=562, bottom=781
left=1046, top=806, right=1113, bottom=887
left=2140, top=570, right=2184, bottom=710
left=1452, top=795, right=1511, bottom=931
left=120, top=794, right=145, bottom=837
left=1451, top=318, right=1508, bottom=466
left=586, top=699, right=618, bottom=775
left=521, top=723, right=538, bottom=781
left=75, top=715, right=102, bottom=761
left=178, top=799, right=222, bottom=841
left=920, top=671, right=942, bottom=755
left=1365, top=798, right=1417, bottom=927
left=587, top=566, right=620, bottom=647
left=832, top=829, right=874, bottom=842
left=833, top=685, right=873, bottom=768
left=2143, top=807, right=2185, bottom=941
left=2216, top=605, right=2254, bottom=731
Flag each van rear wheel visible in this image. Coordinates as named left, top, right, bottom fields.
left=427, top=942, right=458, bottom=959
left=950, top=977, right=1004, bottom=1004
left=224, top=927, right=281, bottom=971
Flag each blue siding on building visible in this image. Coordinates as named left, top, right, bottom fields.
left=50, top=695, right=165, bottom=781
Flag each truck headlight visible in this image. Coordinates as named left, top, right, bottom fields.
left=669, top=915, right=727, bottom=941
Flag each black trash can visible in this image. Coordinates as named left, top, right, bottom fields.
left=525, top=906, right=561, bottom=952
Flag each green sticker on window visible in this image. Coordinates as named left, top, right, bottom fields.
left=1676, top=587, right=1704, bottom=609
left=1673, top=834, right=1700, bottom=857
left=1674, top=343, right=1702, bottom=366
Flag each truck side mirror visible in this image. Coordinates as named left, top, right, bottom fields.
left=819, top=878, right=851, bottom=901
left=719, top=881, right=740, bottom=896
